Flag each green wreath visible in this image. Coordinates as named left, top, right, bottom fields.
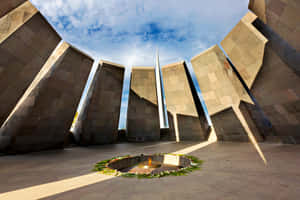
left=92, top=154, right=203, bottom=179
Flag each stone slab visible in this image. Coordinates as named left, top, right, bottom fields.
left=162, top=62, right=206, bottom=141
left=1, top=47, right=92, bottom=153
left=81, top=61, right=125, bottom=145
left=127, top=67, right=160, bottom=142
left=0, top=13, right=61, bottom=127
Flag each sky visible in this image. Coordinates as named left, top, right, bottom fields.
left=30, top=0, right=249, bottom=130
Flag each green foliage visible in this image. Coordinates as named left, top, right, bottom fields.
left=93, top=154, right=203, bottom=179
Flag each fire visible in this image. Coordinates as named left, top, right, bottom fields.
left=148, top=157, right=152, bottom=166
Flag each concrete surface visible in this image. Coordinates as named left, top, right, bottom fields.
left=82, top=61, right=125, bottom=145
left=127, top=67, right=160, bottom=142
left=0, top=46, right=92, bottom=153
left=0, top=12, right=61, bottom=127
left=249, top=0, right=300, bottom=52
left=221, top=12, right=267, bottom=89
left=162, top=62, right=206, bottom=141
left=0, top=142, right=299, bottom=200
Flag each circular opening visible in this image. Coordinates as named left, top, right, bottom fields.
left=107, top=154, right=191, bottom=175
left=93, top=154, right=203, bottom=178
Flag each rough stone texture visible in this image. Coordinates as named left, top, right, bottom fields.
left=162, top=62, right=206, bottom=141
left=130, top=67, right=158, bottom=105
left=0, top=42, right=70, bottom=152
left=0, top=1, right=38, bottom=44
left=0, top=47, right=92, bottom=153
left=211, top=108, right=249, bottom=142
left=249, top=0, right=300, bottom=52
left=191, top=45, right=253, bottom=115
left=0, top=13, right=61, bottom=127
left=0, top=0, right=26, bottom=18
left=176, top=114, right=206, bottom=141
left=127, top=67, right=160, bottom=142
left=221, top=12, right=268, bottom=89
left=241, top=3, right=300, bottom=143
left=191, top=45, right=263, bottom=142
left=0, top=142, right=300, bottom=200
left=81, top=61, right=124, bottom=145
left=160, top=111, right=176, bottom=141
left=252, top=17, right=300, bottom=76
left=247, top=45, right=300, bottom=143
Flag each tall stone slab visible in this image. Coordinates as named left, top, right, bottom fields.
left=0, top=0, right=26, bottom=18
left=0, top=1, right=38, bottom=44
left=127, top=67, right=160, bottom=142
left=0, top=11, right=61, bottom=127
left=161, top=61, right=206, bottom=141
left=247, top=45, right=300, bottom=143
left=222, top=10, right=300, bottom=143
left=81, top=61, right=125, bottom=145
left=221, top=12, right=268, bottom=89
left=191, top=45, right=263, bottom=142
left=249, top=0, right=300, bottom=52
left=0, top=46, right=92, bottom=153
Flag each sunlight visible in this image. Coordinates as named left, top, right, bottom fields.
left=233, top=106, right=267, bottom=165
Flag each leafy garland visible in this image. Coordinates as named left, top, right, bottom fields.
left=92, top=154, right=203, bottom=179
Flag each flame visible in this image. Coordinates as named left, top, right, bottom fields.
left=148, top=157, right=152, bottom=166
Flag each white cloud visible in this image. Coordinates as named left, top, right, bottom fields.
left=30, top=0, right=249, bottom=66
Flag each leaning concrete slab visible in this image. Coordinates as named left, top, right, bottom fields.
left=162, top=61, right=206, bottom=141
left=127, top=67, right=160, bottom=142
left=246, top=45, right=300, bottom=143
left=224, top=9, right=300, bottom=143
left=0, top=0, right=27, bottom=18
left=0, top=12, right=61, bottom=127
left=81, top=61, right=125, bottom=145
left=191, top=45, right=263, bottom=142
left=221, top=12, right=268, bottom=89
left=0, top=45, right=92, bottom=153
left=249, top=0, right=300, bottom=52
left=0, top=1, right=38, bottom=44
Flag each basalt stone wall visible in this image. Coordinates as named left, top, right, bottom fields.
left=238, top=2, right=300, bottom=143
left=127, top=91, right=160, bottom=142
left=246, top=45, right=300, bottom=143
left=127, top=67, right=160, bottom=142
left=0, top=0, right=26, bottom=18
left=0, top=12, right=61, bottom=127
left=2, top=47, right=92, bottom=153
left=130, top=67, right=158, bottom=105
left=177, top=114, right=206, bottom=141
left=160, top=111, right=176, bottom=141
left=81, top=62, right=124, bottom=145
left=249, top=0, right=300, bottom=52
left=191, top=45, right=263, bottom=142
left=211, top=107, right=249, bottom=142
left=162, top=62, right=206, bottom=141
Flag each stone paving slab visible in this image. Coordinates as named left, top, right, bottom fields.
left=0, top=142, right=300, bottom=200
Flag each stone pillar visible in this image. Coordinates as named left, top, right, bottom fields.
left=127, top=67, right=160, bottom=142
left=249, top=0, right=300, bottom=52
left=222, top=9, right=300, bottom=143
left=0, top=10, right=61, bottom=127
left=0, top=44, right=92, bottom=153
left=0, top=0, right=28, bottom=18
left=81, top=61, right=125, bottom=145
left=0, top=1, right=38, bottom=44
left=191, top=45, right=263, bottom=142
left=161, top=61, right=206, bottom=141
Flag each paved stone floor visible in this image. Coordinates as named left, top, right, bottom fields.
left=0, top=141, right=300, bottom=200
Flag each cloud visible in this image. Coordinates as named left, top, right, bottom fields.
left=30, top=0, right=249, bottom=129
left=30, top=0, right=249, bottom=66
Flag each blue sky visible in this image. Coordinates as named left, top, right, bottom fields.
left=30, top=0, right=249, bottom=130
left=30, top=0, right=249, bottom=65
